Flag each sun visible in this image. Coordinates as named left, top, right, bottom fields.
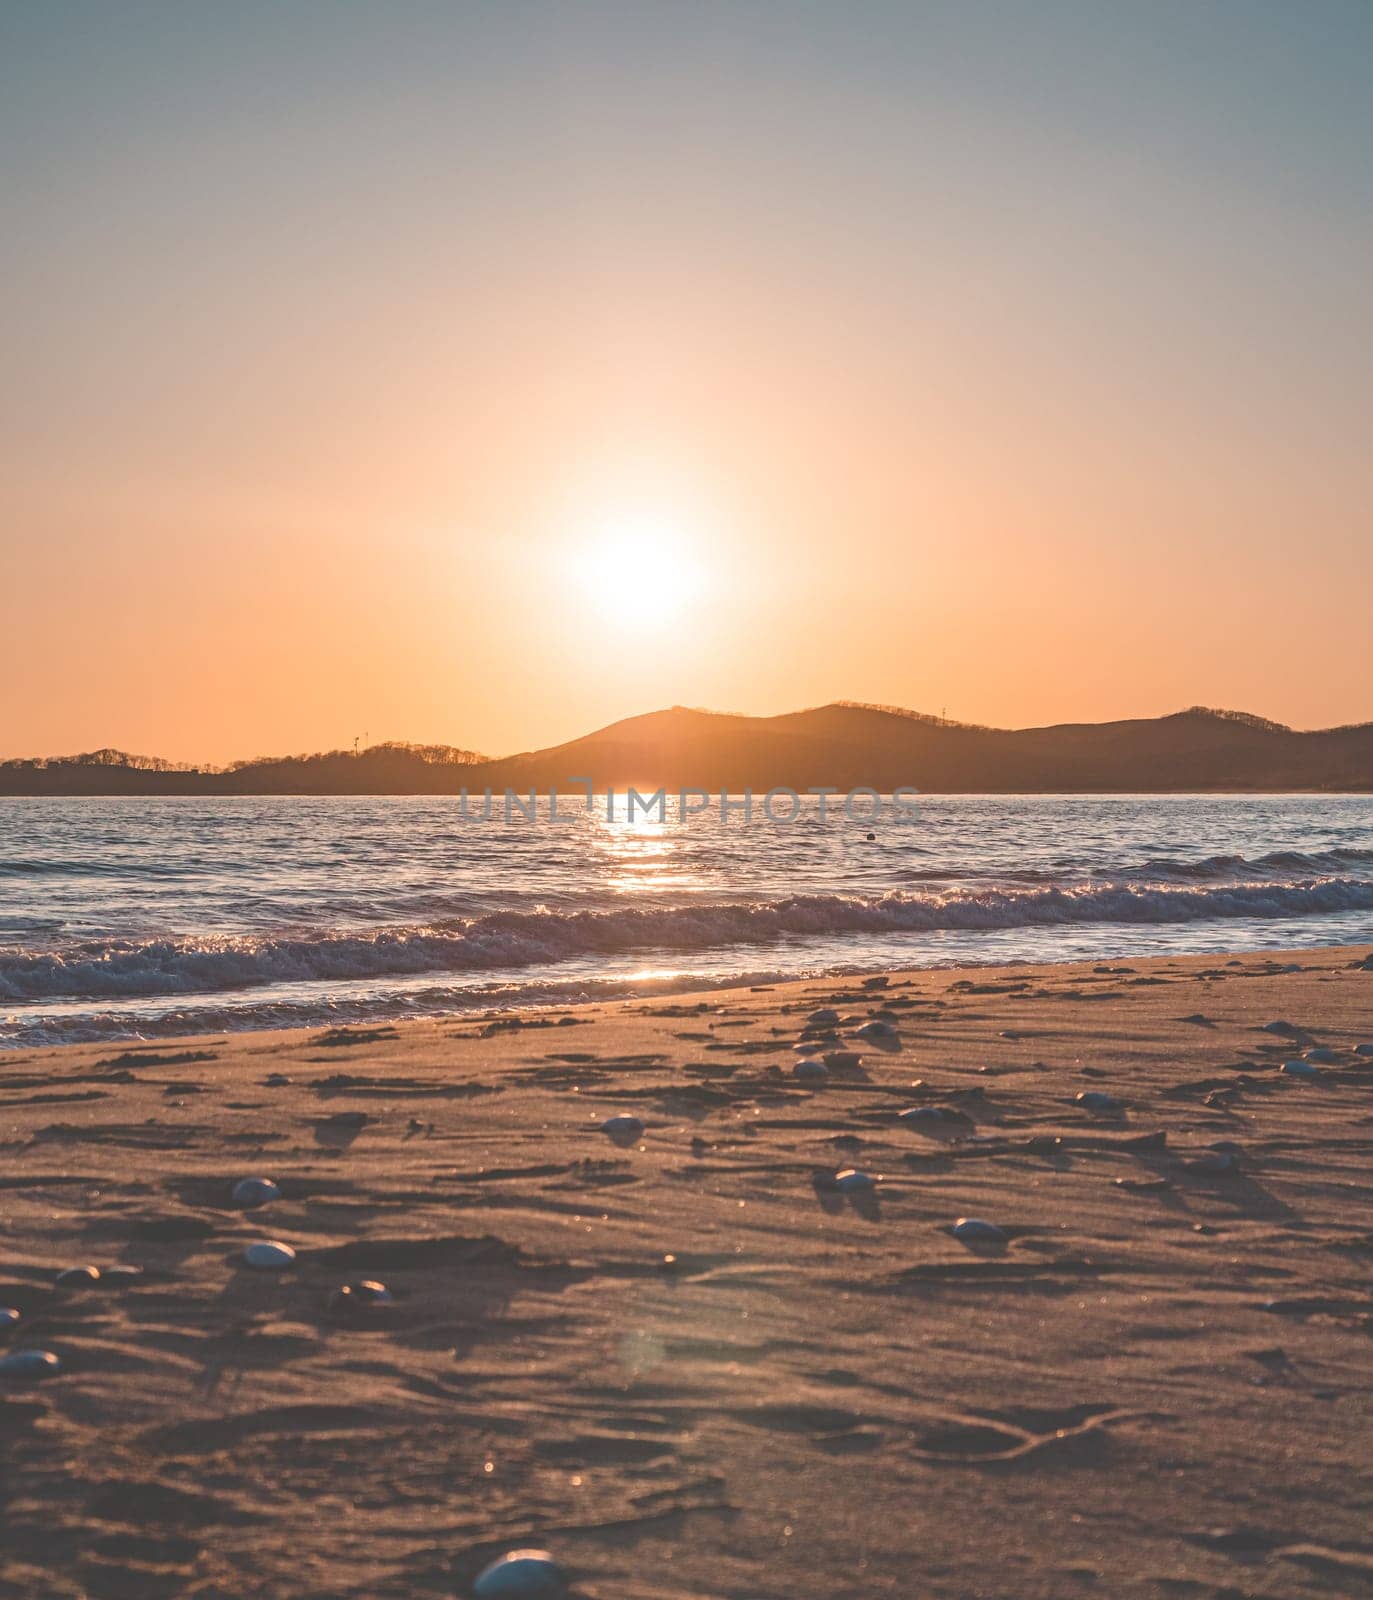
left=578, top=515, right=703, bottom=626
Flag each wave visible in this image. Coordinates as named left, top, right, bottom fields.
left=6, top=875, right=1373, bottom=1003
left=0, top=966, right=801, bottom=1049
left=887, top=847, right=1373, bottom=888
left=1132, top=847, right=1373, bottom=880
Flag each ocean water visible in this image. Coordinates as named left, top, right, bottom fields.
left=1, top=793, right=1371, bottom=1048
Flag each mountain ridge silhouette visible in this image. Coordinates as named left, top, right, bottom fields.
left=4, top=703, right=1372, bottom=794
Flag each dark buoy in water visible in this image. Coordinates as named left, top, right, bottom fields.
left=54, top=1266, right=101, bottom=1290
left=472, top=1548, right=567, bottom=1597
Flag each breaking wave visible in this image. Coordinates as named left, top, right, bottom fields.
left=6, top=875, right=1373, bottom=1003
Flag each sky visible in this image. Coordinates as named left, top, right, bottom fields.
left=2, top=0, right=1371, bottom=764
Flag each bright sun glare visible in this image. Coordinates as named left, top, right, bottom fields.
left=579, top=516, right=702, bottom=627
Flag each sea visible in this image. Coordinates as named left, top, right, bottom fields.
left=2, top=793, right=1371, bottom=1048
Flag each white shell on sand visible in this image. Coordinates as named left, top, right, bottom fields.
left=0, top=1349, right=62, bottom=1380
left=243, top=1241, right=296, bottom=1269
left=806, top=1008, right=840, bottom=1026
left=473, top=1548, right=566, bottom=1598
left=0, top=1308, right=20, bottom=1329
left=834, top=1168, right=876, bottom=1192
left=601, top=1114, right=643, bottom=1139
left=1280, top=1060, right=1319, bottom=1078
left=792, top=1058, right=828, bottom=1082
left=54, top=1265, right=101, bottom=1289
left=232, top=1177, right=281, bottom=1209
left=1075, top=1091, right=1121, bottom=1112
left=953, top=1217, right=1006, bottom=1244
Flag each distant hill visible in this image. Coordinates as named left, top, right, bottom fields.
left=3, top=706, right=1372, bottom=795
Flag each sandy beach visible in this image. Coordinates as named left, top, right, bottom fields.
left=2, top=945, right=1372, bottom=1599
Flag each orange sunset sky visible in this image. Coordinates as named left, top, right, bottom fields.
left=3, top=2, right=1371, bottom=765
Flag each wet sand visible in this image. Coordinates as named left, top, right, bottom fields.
left=2, top=945, right=1372, bottom=1599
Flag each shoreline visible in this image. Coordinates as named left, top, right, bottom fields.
left=10, top=928, right=1373, bottom=1055
left=3, top=943, right=1372, bottom=1597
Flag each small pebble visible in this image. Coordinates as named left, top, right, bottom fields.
left=823, top=1050, right=862, bottom=1070
left=862, top=975, right=889, bottom=989
left=1190, top=1150, right=1239, bottom=1175
left=855, top=1020, right=898, bottom=1042
left=1355, top=1044, right=1373, bottom=1057
left=332, top=1280, right=392, bottom=1312
left=1075, top=1091, right=1122, bottom=1112
left=101, top=1265, right=145, bottom=1286
left=0, top=1349, right=62, bottom=1381
left=834, top=1168, right=876, bottom=1192
left=1304, top=1047, right=1340, bottom=1064
left=472, top=1548, right=567, bottom=1598
left=243, top=1241, right=296, bottom=1270
left=600, top=1114, right=644, bottom=1142
left=792, top=1057, right=828, bottom=1083
left=952, top=1217, right=1006, bottom=1244
left=54, top=1266, right=101, bottom=1290
left=806, top=1007, right=840, bottom=1027
left=1279, top=1060, right=1319, bottom=1078
left=898, top=1105, right=963, bottom=1126
left=232, top=1177, right=281, bottom=1210
left=0, top=1308, right=20, bottom=1329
